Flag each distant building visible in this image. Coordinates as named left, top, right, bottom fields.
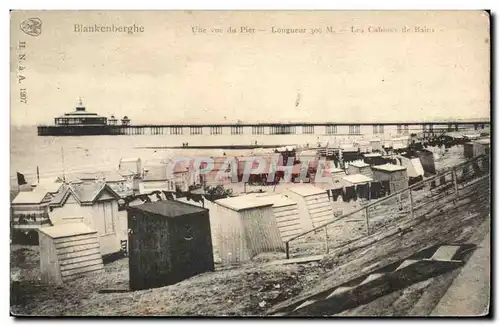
left=140, top=163, right=172, bottom=194
left=108, top=115, right=118, bottom=126
left=54, top=99, right=108, bottom=126
left=119, top=157, right=142, bottom=177
left=121, top=116, right=131, bottom=126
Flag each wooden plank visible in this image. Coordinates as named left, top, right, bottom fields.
left=278, top=223, right=303, bottom=232
left=60, top=258, right=104, bottom=272
left=275, top=210, right=300, bottom=219
left=276, top=219, right=302, bottom=228
left=55, top=237, right=100, bottom=249
left=59, top=253, right=103, bottom=266
left=274, top=206, right=299, bottom=214
left=53, top=233, right=97, bottom=245
left=57, top=247, right=101, bottom=260
left=56, top=242, right=100, bottom=255
left=62, top=264, right=104, bottom=280
left=280, top=229, right=303, bottom=237
left=306, top=200, right=331, bottom=209
left=61, top=262, right=104, bottom=277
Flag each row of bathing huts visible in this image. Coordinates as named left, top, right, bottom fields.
left=10, top=136, right=490, bottom=287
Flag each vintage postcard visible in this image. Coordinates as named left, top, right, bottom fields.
left=10, top=10, right=490, bottom=317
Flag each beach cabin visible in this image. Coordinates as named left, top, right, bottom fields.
left=48, top=182, right=127, bottom=256
left=412, top=150, right=436, bottom=175
left=236, top=155, right=281, bottom=184
left=347, top=160, right=373, bottom=179
left=284, top=185, right=332, bottom=230
left=464, top=139, right=490, bottom=159
left=119, top=157, right=142, bottom=177
left=198, top=156, right=237, bottom=186
left=372, top=164, right=408, bottom=194
left=341, top=147, right=362, bottom=163
left=140, top=163, right=172, bottom=194
left=398, top=154, right=425, bottom=184
left=329, top=167, right=346, bottom=182
left=211, top=196, right=284, bottom=264
left=165, top=159, right=193, bottom=191
left=342, top=174, right=373, bottom=200
left=38, top=223, right=104, bottom=285
left=31, top=178, right=63, bottom=198
left=127, top=201, right=214, bottom=290
left=363, top=153, right=386, bottom=166
left=103, top=171, right=134, bottom=197
left=247, top=193, right=302, bottom=242
left=11, top=190, right=53, bottom=244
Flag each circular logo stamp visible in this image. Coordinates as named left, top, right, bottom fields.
left=20, top=18, right=42, bottom=37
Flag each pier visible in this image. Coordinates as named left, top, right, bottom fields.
left=37, top=121, right=490, bottom=137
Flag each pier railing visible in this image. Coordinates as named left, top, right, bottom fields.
left=285, top=154, right=490, bottom=259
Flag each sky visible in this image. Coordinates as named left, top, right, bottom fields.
left=10, top=10, right=490, bottom=126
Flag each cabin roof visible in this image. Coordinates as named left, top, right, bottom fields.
left=102, top=171, right=126, bottom=183
left=68, top=182, right=121, bottom=204
left=260, top=194, right=297, bottom=208
left=287, top=184, right=326, bottom=197
left=33, top=180, right=63, bottom=194
left=130, top=200, right=207, bottom=217
left=215, top=195, right=274, bottom=211
left=349, top=161, right=370, bottom=168
left=49, top=185, right=70, bottom=205
left=246, top=192, right=297, bottom=208
left=39, top=222, right=97, bottom=239
left=342, top=174, right=373, bottom=184
left=12, top=191, right=51, bottom=204
left=372, top=164, right=407, bottom=172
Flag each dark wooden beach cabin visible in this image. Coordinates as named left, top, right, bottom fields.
left=127, top=200, right=214, bottom=291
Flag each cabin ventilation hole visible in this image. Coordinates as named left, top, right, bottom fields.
left=184, top=225, right=194, bottom=241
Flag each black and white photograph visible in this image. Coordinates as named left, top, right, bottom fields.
left=9, top=10, right=491, bottom=317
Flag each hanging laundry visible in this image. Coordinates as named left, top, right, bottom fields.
left=359, top=183, right=371, bottom=199
left=190, top=194, right=205, bottom=206
left=381, top=180, right=391, bottom=195
left=344, top=186, right=357, bottom=202
left=370, top=181, right=382, bottom=199
left=342, top=187, right=349, bottom=202
left=154, top=191, right=163, bottom=201
left=409, top=175, right=424, bottom=190
left=162, top=191, right=174, bottom=200
left=356, top=184, right=367, bottom=199
left=331, top=188, right=343, bottom=202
